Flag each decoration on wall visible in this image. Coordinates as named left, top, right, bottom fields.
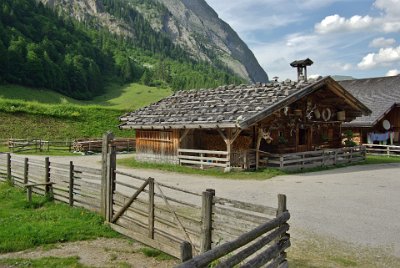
left=261, top=128, right=273, bottom=144
left=283, top=106, right=289, bottom=116
left=321, top=108, right=331, bottom=121
left=306, top=104, right=316, bottom=120
left=383, top=120, right=391, bottom=130
left=314, top=109, right=321, bottom=119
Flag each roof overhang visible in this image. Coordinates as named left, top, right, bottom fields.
left=119, top=123, right=239, bottom=130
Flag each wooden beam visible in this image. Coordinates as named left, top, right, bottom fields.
left=230, top=128, right=242, bottom=145
left=216, top=128, right=228, bottom=144
left=179, top=129, right=190, bottom=143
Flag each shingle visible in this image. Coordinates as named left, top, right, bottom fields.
left=339, top=76, right=400, bottom=126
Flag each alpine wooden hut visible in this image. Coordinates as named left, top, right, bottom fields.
left=120, top=75, right=371, bottom=170
left=339, top=76, right=400, bottom=145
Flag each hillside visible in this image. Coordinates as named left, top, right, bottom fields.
left=0, top=0, right=245, bottom=100
left=40, top=0, right=268, bottom=83
left=0, top=83, right=171, bottom=139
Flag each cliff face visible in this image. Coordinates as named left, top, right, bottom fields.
left=41, top=0, right=269, bottom=83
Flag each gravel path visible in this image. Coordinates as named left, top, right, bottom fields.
left=19, top=153, right=400, bottom=258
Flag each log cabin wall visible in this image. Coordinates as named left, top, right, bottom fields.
left=256, top=91, right=346, bottom=153
left=136, top=130, right=179, bottom=163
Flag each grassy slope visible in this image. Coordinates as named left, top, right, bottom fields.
left=0, top=83, right=172, bottom=110
left=0, top=83, right=172, bottom=139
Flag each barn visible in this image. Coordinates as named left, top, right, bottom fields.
left=339, top=76, right=400, bottom=145
left=120, top=75, right=371, bottom=170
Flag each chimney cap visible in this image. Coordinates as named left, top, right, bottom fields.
left=290, top=58, right=313, bottom=67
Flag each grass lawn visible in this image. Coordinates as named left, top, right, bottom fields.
left=0, top=256, right=88, bottom=268
left=0, top=182, right=118, bottom=253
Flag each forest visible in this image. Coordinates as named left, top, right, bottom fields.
left=0, top=0, right=244, bottom=100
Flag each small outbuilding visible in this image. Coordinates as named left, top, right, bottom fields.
left=339, top=76, right=400, bottom=145
left=120, top=75, right=371, bottom=170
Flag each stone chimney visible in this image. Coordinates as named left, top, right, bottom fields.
left=290, top=58, right=313, bottom=82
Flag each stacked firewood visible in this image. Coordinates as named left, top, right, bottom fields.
left=73, top=138, right=135, bottom=152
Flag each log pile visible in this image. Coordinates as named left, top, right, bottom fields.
left=73, top=138, right=135, bottom=152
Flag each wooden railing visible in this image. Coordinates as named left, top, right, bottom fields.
left=267, top=146, right=366, bottom=170
left=178, top=149, right=229, bottom=169
left=364, top=144, right=400, bottom=157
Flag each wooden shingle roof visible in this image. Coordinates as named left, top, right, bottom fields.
left=339, top=76, right=400, bottom=127
left=120, top=76, right=370, bottom=130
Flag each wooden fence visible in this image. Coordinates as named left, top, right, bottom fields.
left=178, top=149, right=229, bottom=169
left=2, top=138, right=135, bottom=153
left=364, top=144, right=400, bottom=157
left=7, top=139, right=73, bottom=153
left=0, top=134, right=291, bottom=265
left=179, top=196, right=289, bottom=267
left=0, top=153, right=101, bottom=211
left=267, top=146, right=366, bottom=170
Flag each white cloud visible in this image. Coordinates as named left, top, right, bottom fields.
left=315, top=14, right=377, bottom=34
left=369, top=37, right=396, bottom=48
left=386, top=69, right=400, bottom=76
left=374, top=0, right=400, bottom=17
left=358, top=46, right=400, bottom=69
left=315, top=0, right=400, bottom=34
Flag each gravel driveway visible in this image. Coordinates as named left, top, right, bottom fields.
left=22, top=153, right=400, bottom=258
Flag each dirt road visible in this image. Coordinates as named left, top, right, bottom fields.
left=22, top=153, right=400, bottom=258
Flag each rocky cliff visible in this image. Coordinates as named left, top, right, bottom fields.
left=40, top=0, right=269, bottom=83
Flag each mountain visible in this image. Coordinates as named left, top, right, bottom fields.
left=0, top=0, right=244, bottom=99
left=40, top=0, right=268, bottom=83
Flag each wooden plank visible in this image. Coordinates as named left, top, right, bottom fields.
left=214, top=197, right=277, bottom=216
left=50, top=162, right=71, bottom=170
left=74, top=165, right=102, bottom=176
left=179, top=160, right=228, bottom=168
left=177, top=211, right=290, bottom=268
left=218, top=224, right=289, bottom=267
left=178, top=149, right=228, bottom=155
left=213, top=207, right=269, bottom=226
left=178, top=155, right=229, bottom=162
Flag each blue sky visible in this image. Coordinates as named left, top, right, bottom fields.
left=205, top=0, right=400, bottom=80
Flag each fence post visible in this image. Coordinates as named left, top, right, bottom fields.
left=148, top=177, right=155, bottom=239
left=69, top=161, right=74, bottom=207
left=23, top=158, right=29, bottom=184
left=101, top=132, right=114, bottom=218
left=201, top=188, right=215, bottom=253
left=6, top=153, right=11, bottom=182
left=276, top=194, right=289, bottom=266
left=44, top=157, right=50, bottom=195
left=105, top=145, right=116, bottom=222
left=180, top=241, right=193, bottom=263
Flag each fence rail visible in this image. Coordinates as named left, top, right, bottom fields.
left=178, top=149, right=229, bottom=169
left=8, top=139, right=73, bottom=153
left=2, top=138, right=135, bottom=153
left=267, top=146, right=366, bottom=170
left=364, top=144, right=400, bottom=157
